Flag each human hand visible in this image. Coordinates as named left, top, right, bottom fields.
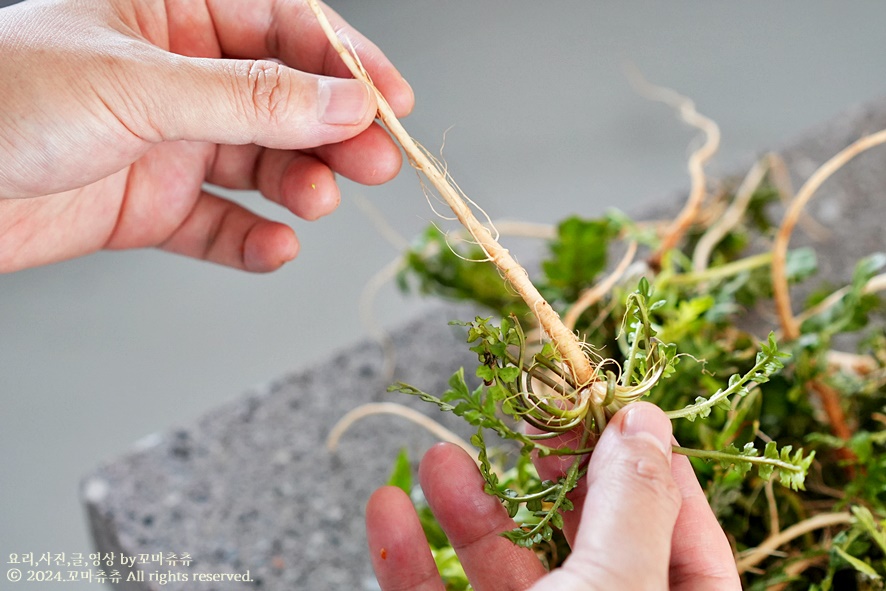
left=366, top=402, right=741, bottom=590
left=0, top=0, right=412, bottom=272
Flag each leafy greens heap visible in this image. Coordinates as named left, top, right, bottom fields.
left=391, top=184, right=886, bottom=590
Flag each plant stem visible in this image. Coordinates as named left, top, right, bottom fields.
left=326, top=402, right=477, bottom=460
left=505, top=351, right=573, bottom=394
left=772, top=129, right=886, bottom=340
left=691, top=158, right=767, bottom=273
left=672, top=445, right=804, bottom=474
left=735, top=511, right=852, bottom=573
left=535, top=445, right=597, bottom=457
left=628, top=71, right=720, bottom=268
left=665, top=342, right=779, bottom=421
left=620, top=326, right=643, bottom=389
left=666, top=251, right=772, bottom=286
left=794, top=272, right=886, bottom=326
left=564, top=240, right=638, bottom=331
left=307, top=0, right=595, bottom=386
left=808, top=379, right=856, bottom=475
left=523, top=432, right=589, bottom=539
left=494, top=484, right=560, bottom=504
left=620, top=289, right=657, bottom=389
left=531, top=353, right=577, bottom=389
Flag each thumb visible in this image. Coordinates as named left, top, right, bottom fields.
left=145, top=56, right=376, bottom=149
left=537, top=402, right=681, bottom=590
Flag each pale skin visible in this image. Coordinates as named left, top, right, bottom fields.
left=1, top=1, right=739, bottom=588
left=0, top=0, right=413, bottom=272
left=367, top=403, right=741, bottom=590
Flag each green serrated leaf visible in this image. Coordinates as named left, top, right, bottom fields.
left=476, top=364, right=495, bottom=382
left=498, top=365, right=522, bottom=383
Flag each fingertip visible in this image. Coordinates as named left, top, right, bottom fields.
left=280, top=159, right=341, bottom=220
left=418, top=442, right=487, bottom=527
left=418, top=442, right=471, bottom=490
left=568, top=403, right=682, bottom=588
left=366, top=485, right=410, bottom=525
left=612, top=401, right=674, bottom=459
left=243, top=222, right=298, bottom=272
left=387, top=75, right=415, bottom=118
left=313, top=122, right=403, bottom=186
left=355, top=127, right=404, bottom=185
left=365, top=486, right=442, bottom=590
left=318, top=77, right=376, bottom=127
left=365, top=486, right=414, bottom=562
left=173, top=58, right=381, bottom=150
left=425, top=441, right=461, bottom=462
left=418, top=444, right=547, bottom=588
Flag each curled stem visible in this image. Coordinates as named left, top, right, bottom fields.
left=772, top=129, right=886, bottom=340
left=628, top=68, right=721, bottom=267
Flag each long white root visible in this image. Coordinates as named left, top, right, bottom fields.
left=772, top=129, right=886, bottom=339
left=736, top=512, right=852, bottom=573
left=628, top=67, right=721, bottom=266
left=307, top=0, right=594, bottom=385
left=326, top=402, right=477, bottom=462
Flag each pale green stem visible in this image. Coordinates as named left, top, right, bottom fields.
left=666, top=251, right=772, bottom=286
left=673, top=446, right=803, bottom=474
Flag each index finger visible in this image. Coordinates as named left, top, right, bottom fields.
left=204, top=0, right=414, bottom=116
left=366, top=486, right=446, bottom=591
left=420, top=443, right=548, bottom=590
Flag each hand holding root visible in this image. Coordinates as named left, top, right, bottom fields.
left=366, top=403, right=740, bottom=591
left=306, top=0, right=596, bottom=389
left=0, top=0, right=413, bottom=272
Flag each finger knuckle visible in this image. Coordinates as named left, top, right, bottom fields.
left=616, top=440, right=682, bottom=510
left=243, top=60, right=291, bottom=124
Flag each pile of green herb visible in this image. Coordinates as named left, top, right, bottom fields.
left=390, top=170, right=886, bottom=590
left=305, top=9, right=885, bottom=586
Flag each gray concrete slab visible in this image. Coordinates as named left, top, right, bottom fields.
left=82, top=98, right=886, bottom=590
left=83, top=305, right=479, bottom=590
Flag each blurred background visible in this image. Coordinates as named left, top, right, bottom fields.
left=3, top=0, right=886, bottom=587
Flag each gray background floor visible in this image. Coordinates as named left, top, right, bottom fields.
left=3, top=1, right=886, bottom=588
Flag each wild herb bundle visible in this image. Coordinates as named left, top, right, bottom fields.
left=309, top=3, right=886, bottom=588
left=394, top=196, right=885, bottom=589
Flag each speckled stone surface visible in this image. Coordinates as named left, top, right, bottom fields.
left=82, top=99, right=886, bottom=590
left=82, top=304, right=480, bottom=591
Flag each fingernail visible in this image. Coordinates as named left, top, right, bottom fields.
left=620, top=403, right=672, bottom=458
left=318, top=78, right=372, bottom=125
